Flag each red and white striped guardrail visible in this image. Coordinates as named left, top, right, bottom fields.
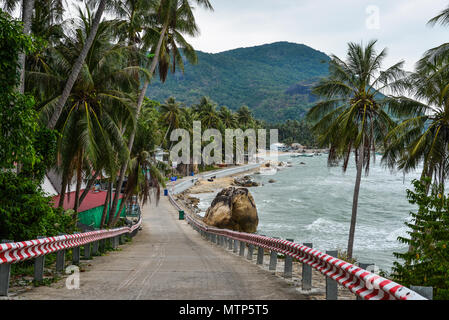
left=0, top=217, right=142, bottom=265
left=177, top=201, right=425, bottom=300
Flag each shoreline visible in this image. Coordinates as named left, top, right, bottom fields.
left=171, top=162, right=357, bottom=300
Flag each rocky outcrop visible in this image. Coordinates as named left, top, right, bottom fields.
left=233, top=175, right=259, bottom=187
left=203, top=187, right=258, bottom=233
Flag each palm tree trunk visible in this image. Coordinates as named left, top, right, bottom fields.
left=347, top=145, right=364, bottom=259
left=58, top=174, right=68, bottom=208
left=100, top=181, right=112, bottom=229
left=73, top=151, right=84, bottom=213
left=111, top=193, right=131, bottom=227
left=78, top=170, right=101, bottom=207
left=47, top=0, right=107, bottom=129
left=18, top=0, right=35, bottom=94
left=108, top=22, right=169, bottom=227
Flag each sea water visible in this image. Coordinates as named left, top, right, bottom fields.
left=195, top=154, right=422, bottom=272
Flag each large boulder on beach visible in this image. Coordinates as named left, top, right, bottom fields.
left=203, top=187, right=258, bottom=233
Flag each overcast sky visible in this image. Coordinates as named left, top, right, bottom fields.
left=184, top=0, right=449, bottom=71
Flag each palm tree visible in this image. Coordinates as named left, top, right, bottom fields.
left=219, top=106, right=237, bottom=128
left=160, top=96, right=182, bottom=142
left=108, top=0, right=213, bottom=223
left=31, top=7, right=136, bottom=212
left=47, top=0, right=108, bottom=129
left=198, top=99, right=222, bottom=130
left=236, top=105, right=253, bottom=128
left=421, top=4, right=449, bottom=64
left=383, top=57, right=449, bottom=191
left=306, top=40, right=406, bottom=259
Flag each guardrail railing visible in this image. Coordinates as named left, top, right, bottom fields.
left=167, top=190, right=427, bottom=300
left=0, top=217, right=142, bottom=296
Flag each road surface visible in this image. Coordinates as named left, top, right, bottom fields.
left=17, top=195, right=306, bottom=300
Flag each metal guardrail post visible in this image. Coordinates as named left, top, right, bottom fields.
left=239, top=241, right=245, bottom=256
left=34, top=236, right=46, bottom=282
left=356, top=263, right=374, bottom=300
left=326, top=250, right=338, bottom=300
left=257, top=246, right=264, bottom=265
left=302, top=243, right=313, bottom=291
left=284, top=238, right=294, bottom=278
left=410, top=286, right=433, bottom=300
left=269, top=251, right=277, bottom=271
left=233, top=239, right=238, bottom=253
left=119, top=235, right=125, bottom=245
left=228, top=237, right=233, bottom=250
left=92, top=241, right=99, bottom=256
left=269, top=237, right=280, bottom=271
left=113, top=235, right=119, bottom=249
left=56, top=234, right=66, bottom=273
left=99, top=239, right=105, bottom=252
left=72, top=233, right=81, bottom=265
left=0, top=239, right=13, bottom=296
left=83, top=242, right=91, bottom=259
left=247, top=244, right=254, bottom=260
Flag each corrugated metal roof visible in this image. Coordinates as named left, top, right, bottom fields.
left=52, top=190, right=124, bottom=212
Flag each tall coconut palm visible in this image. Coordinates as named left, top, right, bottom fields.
left=383, top=57, right=449, bottom=191
left=306, top=40, right=407, bottom=259
left=47, top=0, right=108, bottom=129
left=32, top=7, right=137, bottom=211
left=108, top=0, right=213, bottom=225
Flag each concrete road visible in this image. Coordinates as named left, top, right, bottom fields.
left=17, top=196, right=306, bottom=300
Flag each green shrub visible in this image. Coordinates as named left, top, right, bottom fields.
left=392, top=179, right=449, bottom=300
left=0, top=171, right=75, bottom=241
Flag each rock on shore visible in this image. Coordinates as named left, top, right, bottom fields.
left=233, top=175, right=259, bottom=187
left=203, top=187, right=258, bottom=233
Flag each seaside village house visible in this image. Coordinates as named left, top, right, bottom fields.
left=41, top=169, right=128, bottom=230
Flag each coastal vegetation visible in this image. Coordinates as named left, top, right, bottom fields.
left=2, top=0, right=449, bottom=299
left=147, top=42, right=330, bottom=123
left=392, top=179, right=449, bottom=300
left=306, top=3, right=449, bottom=297
left=0, top=0, right=214, bottom=241
left=306, top=40, right=406, bottom=259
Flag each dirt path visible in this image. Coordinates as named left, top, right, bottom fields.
left=16, top=195, right=307, bottom=300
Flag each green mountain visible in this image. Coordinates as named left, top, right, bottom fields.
left=146, top=41, right=330, bottom=123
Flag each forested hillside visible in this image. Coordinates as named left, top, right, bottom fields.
left=147, top=41, right=330, bottom=123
